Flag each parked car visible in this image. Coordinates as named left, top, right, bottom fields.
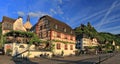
left=0, top=49, right=4, bottom=55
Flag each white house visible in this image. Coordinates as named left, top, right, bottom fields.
left=76, top=38, right=99, bottom=50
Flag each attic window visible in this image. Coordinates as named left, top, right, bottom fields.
left=63, top=28, right=66, bottom=32
left=42, top=18, right=48, bottom=24
left=54, top=24, right=58, bottom=29
left=44, top=19, right=49, bottom=24
left=71, top=30, right=73, bottom=34
left=42, top=18, right=46, bottom=21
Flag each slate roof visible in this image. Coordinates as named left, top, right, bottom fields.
left=32, top=15, right=75, bottom=36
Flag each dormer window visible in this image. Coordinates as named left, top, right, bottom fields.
left=42, top=18, right=46, bottom=21
left=43, top=18, right=49, bottom=24
left=71, top=30, right=73, bottom=34
left=63, top=28, right=66, bottom=32
left=54, top=24, right=58, bottom=29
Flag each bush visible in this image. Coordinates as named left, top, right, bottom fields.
left=6, top=49, right=12, bottom=55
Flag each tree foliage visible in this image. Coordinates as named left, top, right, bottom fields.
left=4, top=30, right=42, bottom=44
left=0, top=22, right=2, bottom=48
left=74, top=22, right=120, bottom=45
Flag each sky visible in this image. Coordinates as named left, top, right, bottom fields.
left=0, top=0, right=120, bottom=34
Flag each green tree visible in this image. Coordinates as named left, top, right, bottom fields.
left=74, top=22, right=120, bottom=46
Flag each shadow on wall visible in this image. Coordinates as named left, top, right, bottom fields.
left=12, top=57, right=38, bottom=64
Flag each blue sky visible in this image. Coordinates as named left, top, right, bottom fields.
left=0, top=0, right=120, bottom=34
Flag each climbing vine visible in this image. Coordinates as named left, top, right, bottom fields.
left=52, top=39, right=75, bottom=44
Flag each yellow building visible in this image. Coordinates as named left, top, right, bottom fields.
left=24, top=15, right=32, bottom=31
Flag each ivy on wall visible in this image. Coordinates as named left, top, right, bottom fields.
left=52, top=39, right=75, bottom=44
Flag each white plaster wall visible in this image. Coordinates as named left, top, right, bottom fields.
left=22, top=51, right=52, bottom=58
left=13, top=18, right=26, bottom=31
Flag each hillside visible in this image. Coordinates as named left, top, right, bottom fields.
left=74, top=22, right=120, bottom=45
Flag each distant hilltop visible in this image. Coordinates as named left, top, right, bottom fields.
left=74, top=22, right=120, bottom=45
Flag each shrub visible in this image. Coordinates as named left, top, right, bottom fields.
left=6, top=49, right=12, bottom=55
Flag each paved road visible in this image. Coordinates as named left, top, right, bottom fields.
left=0, top=53, right=119, bottom=64
left=0, top=55, right=14, bottom=64
left=30, top=53, right=115, bottom=64
left=101, top=53, right=120, bottom=64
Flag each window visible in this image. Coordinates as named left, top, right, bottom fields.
left=54, top=32, right=57, bottom=37
left=46, top=24, right=49, bottom=28
left=42, top=18, right=46, bottom=21
left=46, top=31, right=48, bottom=37
left=70, top=45, right=73, bottom=50
left=4, top=23, right=12, bottom=30
left=42, top=31, right=46, bottom=38
left=64, top=35, right=67, bottom=39
left=57, top=32, right=61, bottom=38
left=71, top=30, right=73, bottom=34
left=83, top=42, right=86, bottom=45
left=56, top=43, right=61, bottom=49
left=39, top=32, right=42, bottom=38
left=64, top=44, right=68, bottom=50
left=19, top=45, right=25, bottom=48
left=70, top=36, right=73, bottom=40
left=44, top=24, right=46, bottom=29
left=45, top=20, right=49, bottom=24
left=63, top=28, right=66, bottom=32
left=43, top=18, right=49, bottom=24
left=54, top=24, right=58, bottom=29
left=40, top=26, right=42, bottom=30
left=78, top=43, right=81, bottom=45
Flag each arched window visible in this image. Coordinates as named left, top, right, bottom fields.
left=19, top=45, right=25, bottom=48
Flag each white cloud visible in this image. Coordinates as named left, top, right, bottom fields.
left=94, top=15, right=120, bottom=27
left=17, top=11, right=25, bottom=16
left=58, top=0, right=63, bottom=4
left=51, top=0, right=64, bottom=15
left=97, top=1, right=118, bottom=30
left=69, top=1, right=120, bottom=28
left=28, top=12, right=51, bottom=17
left=69, top=9, right=107, bottom=28
left=66, top=17, right=70, bottom=21
left=50, top=6, right=64, bottom=15
left=57, top=6, right=64, bottom=14
left=109, top=30, right=120, bottom=34
left=50, top=9, right=57, bottom=14
left=100, top=25, right=120, bottom=32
